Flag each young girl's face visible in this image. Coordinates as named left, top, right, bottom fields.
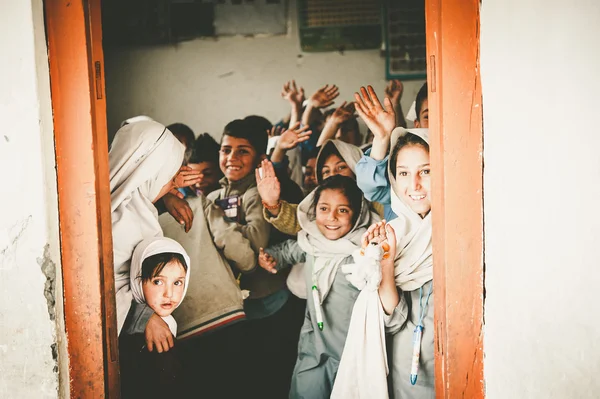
left=395, top=144, right=431, bottom=218
left=321, top=154, right=355, bottom=181
left=219, top=135, right=258, bottom=182
left=315, top=188, right=355, bottom=240
left=142, top=260, right=187, bottom=317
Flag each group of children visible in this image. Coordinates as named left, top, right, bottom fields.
left=109, top=79, right=433, bottom=398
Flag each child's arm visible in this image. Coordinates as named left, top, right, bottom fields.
left=270, top=123, right=312, bottom=164
left=385, top=79, right=407, bottom=129
left=258, top=239, right=307, bottom=274
left=355, top=153, right=391, bottom=205
left=256, top=160, right=302, bottom=235
left=263, top=200, right=301, bottom=235
left=281, top=80, right=305, bottom=127
left=202, top=195, right=256, bottom=273
left=302, top=84, right=339, bottom=127
left=240, top=187, right=272, bottom=253
left=316, top=102, right=356, bottom=147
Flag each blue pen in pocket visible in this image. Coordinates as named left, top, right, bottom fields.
left=410, top=324, right=423, bottom=385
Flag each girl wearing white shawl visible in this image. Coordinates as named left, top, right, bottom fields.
left=258, top=175, right=380, bottom=399
left=120, top=237, right=190, bottom=399
left=331, top=127, right=433, bottom=399
left=110, top=120, right=185, bottom=335
left=333, top=86, right=433, bottom=399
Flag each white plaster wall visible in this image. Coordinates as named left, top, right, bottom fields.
left=481, top=1, right=600, bottom=398
left=0, top=0, right=64, bottom=397
left=104, top=0, right=425, bottom=139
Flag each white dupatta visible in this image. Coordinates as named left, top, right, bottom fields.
left=130, top=237, right=191, bottom=337
left=332, top=128, right=432, bottom=399
left=110, top=120, right=185, bottom=334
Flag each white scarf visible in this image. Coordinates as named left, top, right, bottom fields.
left=110, top=120, right=185, bottom=334
left=316, top=139, right=363, bottom=184
left=296, top=188, right=379, bottom=303
left=130, top=237, right=191, bottom=336
left=387, top=128, right=433, bottom=291
left=331, top=127, right=432, bottom=399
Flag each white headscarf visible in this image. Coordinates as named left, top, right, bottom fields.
left=110, top=120, right=185, bottom=334
left=316, top=139, right=363, bottom=184
left=297, top=183, right=380, bottom=303
left=387, top=127, right=433, bottom=291
left=331, top=128, right=432, bottom=399
left=130, top=237, right=191, bottom=337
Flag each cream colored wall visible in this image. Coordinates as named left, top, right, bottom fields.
left=104, top=0, right=425, bottom=139
left=481, top=0, right=600, bottom=397
left=0, top=0, right=64, bottom=398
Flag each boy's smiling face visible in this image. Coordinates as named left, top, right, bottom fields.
left=219, top=135, right=259, bottom=182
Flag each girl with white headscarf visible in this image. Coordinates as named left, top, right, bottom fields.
left=258, top=175, right=380, bottom=398
left=339, top=85, right=433, bottom=398
left=110, top=120, right=185, bottom=334
left=120, top=236, right=190, bottom=399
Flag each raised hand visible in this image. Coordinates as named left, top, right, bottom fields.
left=276, top=122, right=312, bottom=151
left=354, top=86, right=396, bottom=140
left=309, top=84, right=340, bottom=109
left=173, top=165, right=202, bottom=190
left=281, top=80, right=305, bottom=105
left=255, top=159, right=281, bottom=208
left=258, top=248, right=278, bottom=274
left=330, top=101, right=356, bottom=124
left=385, top=79, right=404, bottom=105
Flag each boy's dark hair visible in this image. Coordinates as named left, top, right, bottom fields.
left=244, top=115, right=272, bottom=134
left=222, top=119, right=268, bottom=156
left=167, top=123, right=195, bottom=148
left=389, top=133, right=430, bottom=179
left=140, top=252, right=188, bottom=283
left=309, top=175, right=363, bottom=226
left=189, top=133, right=221, bottom=166
left=415, top=82, right=428, bottom=119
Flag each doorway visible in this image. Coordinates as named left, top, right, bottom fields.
left=44, top=0, right=484, bottom=397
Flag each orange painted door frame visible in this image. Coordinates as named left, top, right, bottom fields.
left=45, top=0, right=120, bottom=397
left=426, top=0, right=485, bottom=398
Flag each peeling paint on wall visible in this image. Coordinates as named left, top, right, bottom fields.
left=38, top=244, right=56, bottom=322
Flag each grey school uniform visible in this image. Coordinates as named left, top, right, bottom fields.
left=386, top=279, right=435, bottom=399
left=265, top=239, right=360, bottom=399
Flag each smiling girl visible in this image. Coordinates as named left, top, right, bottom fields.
left=355, top=86, right=434, bottom=398
left=257, top=175, right=380, bottom=398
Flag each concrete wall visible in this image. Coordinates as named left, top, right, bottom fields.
left=0, top=1, right=65, bottom=397
left=481, top=0, right=600, bottom=398
left=104, top=0, right=425, bottom=139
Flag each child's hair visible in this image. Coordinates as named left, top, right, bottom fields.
left=167, top=123, right=195, bottom=148
left=389, top=133, right=430, bottom=178
left=140, top=252, right=188, bottom=283
left=244, top=115, right=272, bottom=134
left=415, top=82, right=428, bottom=118
left=189, top=133, right=221, bottom=166
left=309, top=175, right=363, bottom=226
left=222, top=119, right=268, bottom=156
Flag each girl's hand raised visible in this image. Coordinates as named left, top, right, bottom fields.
left=258, top=248, right=278, bottom=274
left=354, top=86, right=396, bottom=140
left=255, top=159, right=282, bottom=216
left=276, top=122, right=312, bottom=151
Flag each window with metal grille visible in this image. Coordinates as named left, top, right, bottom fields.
left=384, top=0, right=426, bottom=79
left=297, top=0, right=382, bottom=52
